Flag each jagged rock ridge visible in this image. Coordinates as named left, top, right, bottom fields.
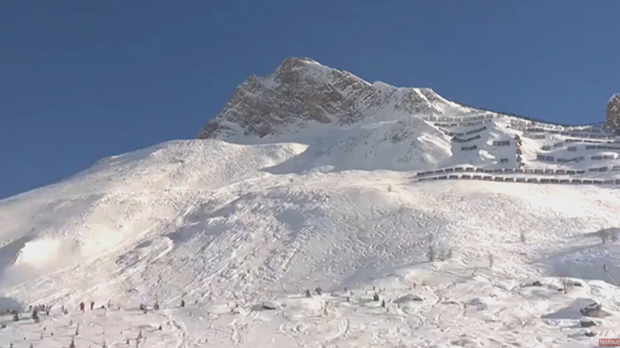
left=606, top=93, right=620, bottom=133
left=196, top=57, right=461, bottom=139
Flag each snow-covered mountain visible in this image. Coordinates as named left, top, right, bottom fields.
left=197, top=57, right=465, bottom=140
left=1, top=58, right=620, bottom=347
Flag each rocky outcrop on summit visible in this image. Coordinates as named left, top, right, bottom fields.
left=197, top=57, right=459, bottom=139
left=606, top=94, right=620, bottom=133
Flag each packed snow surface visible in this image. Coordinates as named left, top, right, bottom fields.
left=2, top=61, right=620, bottom=347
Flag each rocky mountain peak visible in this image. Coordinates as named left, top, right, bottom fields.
left=606, top=93, right=620, bottom=133
left=196, top=58, right=455, bottom=140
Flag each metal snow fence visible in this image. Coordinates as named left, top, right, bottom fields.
left=493, top=177, right=505, bottom=182
left=555, top=170, right=566, bottom=175
left=516, top=178, right=527, bottom=182
left=465, top=126, right=487, bottom=135
left=482, top=176, right=493, bottom=181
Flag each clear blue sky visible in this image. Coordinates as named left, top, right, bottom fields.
left=1, top=1, right=619, bottom=199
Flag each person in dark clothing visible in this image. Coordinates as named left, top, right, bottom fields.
left=79, top=302, right=85, bottom=312
left=90, top=301, right=95, bottom=310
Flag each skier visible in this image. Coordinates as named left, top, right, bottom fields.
left=90, top=301, right=95, bottom=310
left=180, top=299, right=185, bottom=308
left=32, top=308, right=39, bottom=323
left=79, top=301, right=85, bottom=312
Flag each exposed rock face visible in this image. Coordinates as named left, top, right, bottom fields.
left=606, top=94, right=620, bottom=133
left=196, top=57, right=456, bottom=139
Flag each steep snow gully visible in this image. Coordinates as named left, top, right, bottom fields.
left=0, top=58, right=619, bottom=347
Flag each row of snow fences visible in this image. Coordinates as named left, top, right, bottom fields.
left=443, top=126, right=488, bottom=136
left=416, top=165, right=620, bottom=178
left=461, top=145, right=478, bottom=151
left=584, top=144, right=620, bottom=150
left=565, top=138, right=620, bottom=144
left=435, top=120, right=494, bottom=128
left=537, top=155, right=586, bottom=163
left=509, top=120, right=607, bottom=133
left=417, top=175, right=620, bottom=186
left=493, top=140, right=511, bottom=146
left=537, top=154, right=619, bottom=162
left=539, top=141, right=620, bottom=150
left=525, top=134, right=547, bottom=140
left=422, top=114, right=495, bottom=123
left=523, top=127, right=616, bottom=139
left=453, top=134, right=482, bottom=143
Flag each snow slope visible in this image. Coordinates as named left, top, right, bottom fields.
left=1, top=58, right=620, bottom=347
